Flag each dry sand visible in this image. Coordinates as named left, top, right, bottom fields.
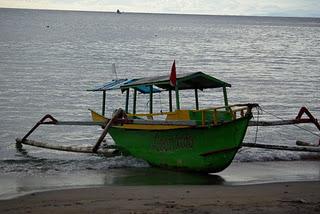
left=0, top=181, right=319, bottom=214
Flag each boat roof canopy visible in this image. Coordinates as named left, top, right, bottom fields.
left=88, top=72, right=230, bottom=94
left=88, top=79, right=134, bottom=91
left=120, top=72, right=231, bottom=91
left=88, top=78, right=161, bottom=94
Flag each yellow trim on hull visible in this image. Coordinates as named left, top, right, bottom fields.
left=89, top=109, right=189, bottom=130
left=89, top=109, right=108, bottom=123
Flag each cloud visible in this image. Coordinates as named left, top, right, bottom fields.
left=0, top=0, right=319, bottom=17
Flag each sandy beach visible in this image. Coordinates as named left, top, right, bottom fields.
left=0, top=160, right=319, bottom=213
left=0, top=181, right=319, bottom=214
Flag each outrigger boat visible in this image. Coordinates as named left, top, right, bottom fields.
left=89, top=72, right=257, bottom=172
left=16, top=63, right=320, bottom=173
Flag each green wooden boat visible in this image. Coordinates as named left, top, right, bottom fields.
left=90, top=71, right=257, bottom=173
left=16, top=64, right=320, bottom=173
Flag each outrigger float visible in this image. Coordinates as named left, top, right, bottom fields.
left=16, top=64, right=320, bottom=173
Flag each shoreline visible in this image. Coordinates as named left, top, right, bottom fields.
left=0, top=181, right=319, bottom=213
left=1, top=160, right=319, bottom=200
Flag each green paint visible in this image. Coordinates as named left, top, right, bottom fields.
left=109, top=114, right=251, bottom=173
left=188, top=110, right=232, bottom=125
left=92, top=72, right=251, bottom=173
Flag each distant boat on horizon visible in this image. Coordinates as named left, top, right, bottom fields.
left=116, top=9, right=121, bottom=14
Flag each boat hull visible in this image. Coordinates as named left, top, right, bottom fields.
left=109, top=116, right=251, bottom=173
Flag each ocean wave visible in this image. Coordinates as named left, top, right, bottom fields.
left=0, top=149, right=319, bottom=175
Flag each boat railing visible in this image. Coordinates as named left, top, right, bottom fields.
left=127, top=104, right=252, bottom=126
left=191, top=104, right=251, bottom=126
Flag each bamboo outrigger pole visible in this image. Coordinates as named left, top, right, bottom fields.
left=242, top=142, right=320, bottom=153
left=16, top=138, right=119, bottom=156
left=15, top=106, right=319, bottom=154
left=16, top=108, right=126, bottom=155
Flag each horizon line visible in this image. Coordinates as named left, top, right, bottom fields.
left=1, top=7, right=319, bottom=19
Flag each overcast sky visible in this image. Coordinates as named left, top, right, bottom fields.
left=1, top=0, right=319, bottom=17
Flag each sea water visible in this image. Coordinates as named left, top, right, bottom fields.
left=0, top=9, right=319, bottom=180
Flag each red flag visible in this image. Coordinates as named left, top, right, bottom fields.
left=169, top=60, right=176, bottom=87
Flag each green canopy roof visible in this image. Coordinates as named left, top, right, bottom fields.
left=120, top=72, right=231, bottom=91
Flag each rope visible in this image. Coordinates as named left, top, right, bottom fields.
left=238, top=106, right=262, bottom=153
left=260, top=107, right=320, bottom=138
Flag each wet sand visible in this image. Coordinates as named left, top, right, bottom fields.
left=0, top=181, right=319, bottom=213
left=1, top=160, right=319, bottom=200
left=0, top=161, right=319, bottom=213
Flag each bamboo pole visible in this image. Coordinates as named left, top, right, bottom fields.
left=15, top=138, right=119, bottom=157
left=249, top=119, right=315, bottom=126
left=54, top=121, right=104, bottom=126
left=242, top=142, right=320, bottom=153
left=92, top=108, right=123, bottom=153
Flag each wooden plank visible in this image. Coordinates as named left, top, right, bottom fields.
left=15, top=138, right=120, bottom=157
left=242, top=142, right=320, bottom=153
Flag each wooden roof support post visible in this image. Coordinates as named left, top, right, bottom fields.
left=149, top=85, right=153, bottom=114
left=175, top=82, right=180, bottom=110
left=125, top=89, right=130, bottom=113
left=102, top=91, right=106, bottom=116
left=133, top=88, right=137, bottom=115
left=223, top=86, right=229, bottom=108
left=195, top=88, right=199, bottom=110
left=169, top=89, right=173, bottom=112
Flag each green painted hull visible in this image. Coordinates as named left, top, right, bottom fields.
left=109, top=116, right=251, bottom=173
